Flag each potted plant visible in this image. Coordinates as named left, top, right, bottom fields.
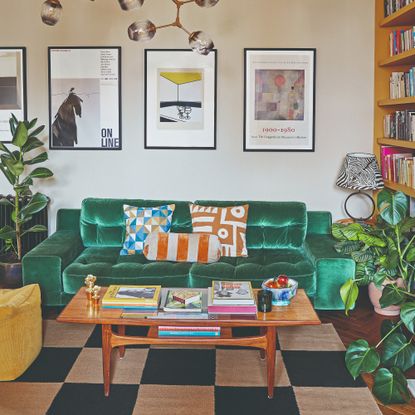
left=0, top=115, right=53, bottom=287
left=332, top=189, right=415, bottom=315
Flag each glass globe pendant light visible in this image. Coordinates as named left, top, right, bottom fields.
left=128, top=20, right=157, bottom=41
left=118, top=0, right=144, bottom=11
left=40, top=0, right=63, bottom=26
left=189, top=31, right=214, bottom=55
left=195, top=0, right=220, bottom=7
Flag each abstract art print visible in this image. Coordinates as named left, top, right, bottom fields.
left=48, top=47, right=121, bottom=150
left=145, top=49, right=216, bottom=149
left=244, top=49, right=315, bottom=152
left=0, top=47, right=27, bottom=142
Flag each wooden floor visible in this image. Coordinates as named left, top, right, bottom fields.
left=319, top=288, right=415, bottom=415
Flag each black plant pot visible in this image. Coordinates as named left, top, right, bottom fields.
left=0, top=260, right=22, bottom=288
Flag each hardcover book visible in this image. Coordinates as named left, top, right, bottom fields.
left=162, top=289, right=203, bottom=312
left=171, top=290, right=201, bottom=305
left=207, top=288, right=257, bottom=314
left=212, top=281, right=255, bottom=305
left=102, top=285, right=161, bottom=306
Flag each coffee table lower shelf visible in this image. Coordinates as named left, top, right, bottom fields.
left=104, top=324, right=275, bottom=398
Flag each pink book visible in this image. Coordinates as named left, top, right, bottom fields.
left=381, top=146, right=414, bottom=180
left=207, top=305, right=257, bottom=314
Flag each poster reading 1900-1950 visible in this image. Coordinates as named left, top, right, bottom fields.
left=244, top=49, right=316, bottom=152
left=48, top=47, right=121, bottom=150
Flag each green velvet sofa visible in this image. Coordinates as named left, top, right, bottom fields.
left=22, top=198, right=355, bottom=310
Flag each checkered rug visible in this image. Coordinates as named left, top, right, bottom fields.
left=0, top=322, right=382, bottom=415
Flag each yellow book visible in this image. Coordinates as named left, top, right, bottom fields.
left=102, top=285, right=161, bottom=306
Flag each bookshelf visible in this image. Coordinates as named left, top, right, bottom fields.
left=374, top=0, right=415, bottom=197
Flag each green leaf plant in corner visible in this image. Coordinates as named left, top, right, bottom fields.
left=0, top=115, right=53, bottom=261
left=332, top=189, right=415, bottom=404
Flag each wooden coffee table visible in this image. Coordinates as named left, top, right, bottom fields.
left=57, top=287, right=320, bottom=398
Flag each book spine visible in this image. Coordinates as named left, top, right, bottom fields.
left=158, top=326, right=220, bottom=331
left=102, top=305, right=158, bottom=310
left=158, top=331, right=220, bottom=337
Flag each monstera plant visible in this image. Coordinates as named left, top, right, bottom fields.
left=332, top=189, right=415, bottom=404
left=0, top=115, right=53, bottom=263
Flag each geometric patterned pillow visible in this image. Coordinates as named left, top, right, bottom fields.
left=120, top=204, right=175, bottom=255
left=189, top=203, right=249, bottom=257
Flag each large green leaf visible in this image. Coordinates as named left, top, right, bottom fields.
left=373, top=367, right=411, bottom=404
left=11, top=121, right=28, bottom=148
left=355, top=262, right=376, bottom=285
left=378, top=190, right=408, bottom=226
left=24, top=151, right=48, bottom=165
left=332, top=223, right=348, bottom=241
left=0, top=163, right=15, bottom=185
left=2, top=156, right=23, bottom=177
left=332, top=223, right=364, bottom=241
left=381, top=320, right=403, bottom=338
left=351, top=250, right=374, bottom=263
left=19, top=193, right=49, bottom=218
left=406, top=247, right=415, bottom=262
left=340, top=279, right=359, bottom=315
left=379, top=284, right=406, bottom=308
left=28, top=124, right=45, bottom=139
left=400, top=302, right=415, bottom=334
left=21, top=224, right=47, bottom=237
left=345, top=339, right=380, bottom=379
left=400, top=217, right=415, bottom=234
left=21, top=137, right=44, bottom=153
left=357, top=233, right=386, bottom=247
left=373, top=269, right=389, bottom=288
left=381, top=332, right=415, bottom=371
left=334, top=240, right=362, bottom=254
left=0, top=225, right=16, bottom=240
left=28, top=167, right=53, bottom=179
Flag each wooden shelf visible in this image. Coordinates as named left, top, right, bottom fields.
left=378, top=97, right=415, bottom=106
left=379, top=48, right=415, bottom=66
left=383, top=179, right=415, bottom=197
left=377, top=137, right=415, bottom=149
left=381, top=2, right=415, bottom=27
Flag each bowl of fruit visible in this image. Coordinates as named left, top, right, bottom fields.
left=261, top=275, right=298, bottom=306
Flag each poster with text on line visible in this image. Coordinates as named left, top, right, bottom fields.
left=49, top=47, right=121, bottom=150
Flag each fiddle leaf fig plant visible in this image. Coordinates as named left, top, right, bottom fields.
left=332, top=189, right=415, bottom=404
left=0, top=115, right=53, bottom=261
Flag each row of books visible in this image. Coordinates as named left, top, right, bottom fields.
left=158, top=326, right=220, bottom=337
left=389, top=70, right=415, bottom=99
left=389, top=27, right=415, bottom=56
left=384, top=0, right=414, bottom=17
left=381, top=146, right=415, bottom=188
left=384, top=110, right=415, bottom=140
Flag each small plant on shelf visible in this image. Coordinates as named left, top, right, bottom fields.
left=332, top=189, right=415, bottom=404
left=0, top=115, right=53, bottom=262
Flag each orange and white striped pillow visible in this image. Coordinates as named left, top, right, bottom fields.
left=143, top=232, right=221, bottom=263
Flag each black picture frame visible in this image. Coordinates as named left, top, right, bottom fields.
left=244, top=48, right=316, bottom=152
left=48, top=46, right=122, bottom=150
left=0, top=47, right=27, bottom=143
left=144, top=49, right=217, bottom=150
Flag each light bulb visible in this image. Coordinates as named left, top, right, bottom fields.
left=195, top=0, right=219, bottom=7
left=189, top=31, right=214, bottom=55
left=118, top=0, right=144, bottom=11
left=128, top=20, right=156, bottom=41
left=41, top=0, right=63, bottom=26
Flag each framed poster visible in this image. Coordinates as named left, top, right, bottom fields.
left=145, top=49, right=217, bottom=150
left=48, top=47, right=121, bottom=150
left=0, top=47, right=27, bottom=142
left=244, top=48, right=316, bottom=152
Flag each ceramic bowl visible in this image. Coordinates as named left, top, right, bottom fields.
left=261, top=278, right=298, bottom=306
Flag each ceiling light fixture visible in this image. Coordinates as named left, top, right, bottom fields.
left=40, top=0, right=218, bottom=55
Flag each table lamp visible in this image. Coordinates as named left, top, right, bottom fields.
left=336, top=152, right=384, bottom=221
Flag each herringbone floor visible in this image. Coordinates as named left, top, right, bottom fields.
left=319, top=288, right=415, bottom=415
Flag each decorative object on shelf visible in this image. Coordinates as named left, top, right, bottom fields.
left=0, top=48, right=27, bottom=142
left=84, top=274, right=97, bottom=302
left=244, top=48, right=316, bottom=152
left=336, top=152, right=384, bottom=221
left=145, top=49, right=217, bottom=149
left=40, top=0, right=218, bottom=55
left=92, top=285, right=101, bottom=307
left=257, top=289, right=272, bottom=313
left=262, top=277, right=298, bottom=306
left=0, top=116, right=53, bottom=287
left=48, top=47, right=121, bottom=150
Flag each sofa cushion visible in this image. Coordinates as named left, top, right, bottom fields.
left=189, top=248, right=316, bottom=297
left=62, top=247, right=191, bottom=293
left=80, top=199, right=192, bottom=248
left=195, top=201, right=307, bottom=249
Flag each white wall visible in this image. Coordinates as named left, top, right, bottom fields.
left=0, top=0, right=374, bottom=231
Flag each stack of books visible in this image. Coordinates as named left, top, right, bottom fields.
left=381, top=146, right=415, bottom=188
left=102, top=285, right=161, bottom=317
left=389, top=70, right=415, bottom=99
left=389, top=27, right=415, bottom=56
left=158, top=326, right=220, bottom=337
left=384, top=110, right=415, bottom=140
left=207, top=281, right=257, bottom=315
left=384, top=0, right=414, bottom=18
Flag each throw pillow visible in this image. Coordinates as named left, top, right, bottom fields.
left=143, top=232, right=221, bottom=263
left=120, top=204, right=175, bottom=255
left=189, top=203, right=249, bottom=257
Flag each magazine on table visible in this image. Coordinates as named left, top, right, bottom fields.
left=212, top=281, right=255, bottom=305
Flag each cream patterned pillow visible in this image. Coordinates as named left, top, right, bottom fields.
left=189, top=204, right=249, bottom=257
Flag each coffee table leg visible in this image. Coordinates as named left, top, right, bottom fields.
left=266, top=327, right=276, bottom=399
left=102, top=324, right=112, bottom=397
left=260, top=327, right=266, bottom=360
left=118, top=325, right=126, bottom=358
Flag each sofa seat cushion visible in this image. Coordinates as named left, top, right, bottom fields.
left=189, top=248, right=316, bottom=297
left=62, top=247, right=191, bottom=294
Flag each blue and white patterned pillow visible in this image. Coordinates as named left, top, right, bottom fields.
left=120, top=204, right=175, bottom=255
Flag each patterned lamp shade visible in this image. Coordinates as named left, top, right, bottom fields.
left=336, top=152, right=384, bottom=191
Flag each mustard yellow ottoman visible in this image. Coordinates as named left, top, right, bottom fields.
left=0, top=284, right=42, bottom=381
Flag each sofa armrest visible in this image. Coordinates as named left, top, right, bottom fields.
left=307, top=211, right=332, bottom=235
left=305, top=234, right=355, bottom=310
left=57, top=209, right=81, bottom=232
left=22, top=230, right=84, bottom=306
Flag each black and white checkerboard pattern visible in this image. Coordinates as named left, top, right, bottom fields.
left=0, top=322, right=382, bottom=415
